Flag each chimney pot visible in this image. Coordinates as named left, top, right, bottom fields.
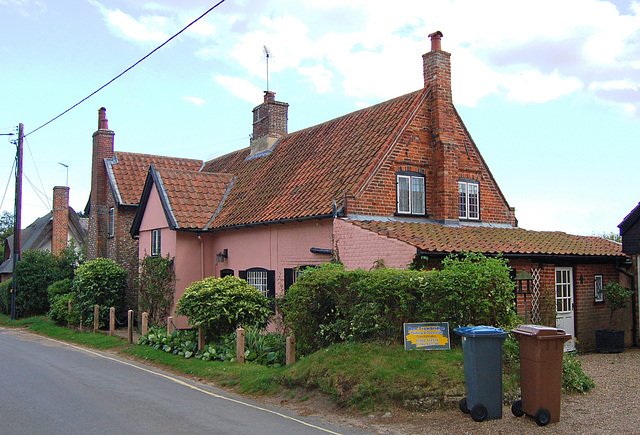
left=98, top=107, right=109, bottom=130
left=264, top=91, right=276, bottom=102
left=429, top=31, right=443, bottom=51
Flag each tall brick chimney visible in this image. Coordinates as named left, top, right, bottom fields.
left=88, top=107, right=115, bottom=260
left=52, top=186, right=69, bottom=255
left=250, top=91, right=289, bottom=156
left=423, top=31, right=461, bottom=222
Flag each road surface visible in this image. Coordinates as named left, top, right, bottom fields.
left=0, top=327, right=363, bottom=434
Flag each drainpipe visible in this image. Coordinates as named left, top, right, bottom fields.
left=198, top=233, right=204, bottom=280
left=617, top=262, right=637, bottom=347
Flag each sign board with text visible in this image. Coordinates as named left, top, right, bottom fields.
left=403, top=322, right=450, bottom=351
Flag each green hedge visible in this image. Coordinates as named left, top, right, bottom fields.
left=281, top=253, right=517, bottom=354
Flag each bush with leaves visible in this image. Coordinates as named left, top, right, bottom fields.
left=281, top=253, right=518, bottom=354
left=0, top=278, right=12, bottom=315
left=73, top=258, right=127, bottom=327
left=138, top=255, right=176, bottom=326
left=176, top=275, right=272, bottom=341
left=12, top=249, right=76, bottom=317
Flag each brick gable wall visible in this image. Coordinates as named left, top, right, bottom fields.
left=52, top=186, right=69, bottom=255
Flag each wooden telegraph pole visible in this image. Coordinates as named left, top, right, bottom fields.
left=10, top=123, right=23, bottom=320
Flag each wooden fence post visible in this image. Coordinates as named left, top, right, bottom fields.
left=236, top=328, right=245, bottom=363
left=286, top=336, right=296, bottom=365
left=67, top=300, right=71, bottom=328
left=94, top=305, right=99, bottom=333
left=141, top=312, right=148, bottom=336
left=167, top=316, right=174, bottom=334
left=198, top=326, right=205, bottom=351
left=109, top=307, right=115, bottom=336
left=127, top=310, right=134, bottom=343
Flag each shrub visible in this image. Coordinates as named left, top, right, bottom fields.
left=138, top=255, right=176, bottom=326
left=48, top=292, right=81, bottom=325
left=73, top=258, right=127, bottom=327
left=13, top=250, right=75, bottom=317
left=176, top=276, right=272, bottom=341
left=0, top=278, right=12, bottom=315
left=281, top=253, right=518, bottom=354
left=47, top=278, right=74, bottom=300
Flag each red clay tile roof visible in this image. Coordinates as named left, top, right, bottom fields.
left=202, top=89, right=427, bottom=228
left=349, top=219, right=624, bottom=257
left=108, top=152, right=203, bottom=205
left=152, top=167, right=234, bottom=230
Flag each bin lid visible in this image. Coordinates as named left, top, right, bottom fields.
left=512, top=324, right=568, bottom=337
left=454, top=325, right=508, bottom=337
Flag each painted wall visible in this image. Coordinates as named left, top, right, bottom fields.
left=333, top=218, right=416, bottom=270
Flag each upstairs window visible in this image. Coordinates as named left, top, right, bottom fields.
left=151, top=229, right=161, bottom=257
left=459, top=180, right=479, bottom=220
left=108, top=207, right=115, bottom=238
left=397, top=173, right=425, bottom=215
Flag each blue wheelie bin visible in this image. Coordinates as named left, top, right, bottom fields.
left=454, top=326, right=509, bottom=422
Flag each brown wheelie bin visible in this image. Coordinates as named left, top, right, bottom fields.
left=511, top=325, right=571, bottom=426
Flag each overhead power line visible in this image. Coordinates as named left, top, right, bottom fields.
left=25, top=0, right=227, bottom=138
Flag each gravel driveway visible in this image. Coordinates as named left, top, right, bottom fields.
left=339, top=348, right=640, bottom=434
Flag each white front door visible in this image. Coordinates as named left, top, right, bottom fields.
left=555, top=267, right=575, bottom=351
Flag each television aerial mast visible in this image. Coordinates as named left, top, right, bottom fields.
left=263, top=45, right=271, bottom=92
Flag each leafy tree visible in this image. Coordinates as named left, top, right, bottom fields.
left=596, top=232, right=622, bottom=243
left=138, top=255, right=176, bottom=326
left=73, top=258, right=127, bottom=327
left=0, top=211, right=14, bottom=259
left=176, top=276, right=272, bottom=341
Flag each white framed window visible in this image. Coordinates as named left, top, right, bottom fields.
left=151, top=229, right=161, bottom=257
left=459, top=180, right=479, bottom=220
left=246, top=269, right=268, bottom=297
left=108, top=207, right=115, bottom=238
left=397, top=173, right=425, bottom=215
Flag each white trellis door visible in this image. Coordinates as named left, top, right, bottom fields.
left=555, top=267, right=575, bottom=351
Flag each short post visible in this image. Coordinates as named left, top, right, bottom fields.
left=79, top=316, right=83, bottom=333
left=109, top=307, right=115, bottom=336
left=94, top=305, right=99, bottom=333
left=286, top=335, right=296, bottom=365
left=167, top=317, right=174, bottom=334
left=236, top=327, right=245, bottom=363
left=67, top=300, right=72, bottom=328
left=141, top=312, right=148, bottom=336
left=198, top=326, right=205, bottom=351
left=127, top=310, right=134, bottom=343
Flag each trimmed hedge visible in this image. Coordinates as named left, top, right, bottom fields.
left=281, top=253, right=517, bottom=354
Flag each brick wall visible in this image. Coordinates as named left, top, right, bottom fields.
left=348, top=46, right=515, bottom=225
left=52, top=186, right=69, bottom=255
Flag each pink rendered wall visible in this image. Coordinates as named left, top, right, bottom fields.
left=205, top=219, right=334, bottom=295
left=333, top=218, right=416, bottom=270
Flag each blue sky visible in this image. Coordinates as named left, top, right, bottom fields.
left=1, top=0, right=638, bottom=237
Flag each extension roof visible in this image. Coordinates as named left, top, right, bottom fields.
left=107, top=152, right=203, bottom=206
left=347, top=219, right=624, bottom=258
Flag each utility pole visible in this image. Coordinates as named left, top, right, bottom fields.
left=10, top=123, right=23, bottom=320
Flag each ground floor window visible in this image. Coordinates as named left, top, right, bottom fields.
left=239, top=268, right=275, bottom=299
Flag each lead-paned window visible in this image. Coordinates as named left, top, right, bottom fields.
left=397, top=173, right=425, bottom=215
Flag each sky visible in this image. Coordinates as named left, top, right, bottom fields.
left=1, top=0, right=639, bottom=237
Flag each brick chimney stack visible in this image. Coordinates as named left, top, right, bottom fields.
left=422, top=31, right=461, bottom=222
left=88, top=107, right=115, bottom=260
left=250, top=91, right=289, bottom=156
left=52, top=186, right=70, bottom=255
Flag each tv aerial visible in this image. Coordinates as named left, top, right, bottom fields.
left=263, top=45, right=271, bottom=92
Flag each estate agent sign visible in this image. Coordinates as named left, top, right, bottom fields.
left=403, top=322, right=450, bottom=350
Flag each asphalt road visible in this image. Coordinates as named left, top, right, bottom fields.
left=0, top=328, right=362, bottom=435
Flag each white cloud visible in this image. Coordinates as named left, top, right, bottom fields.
left=502, top=70, right=583, bottom=103
left=0, top=0, right=46, bottom=16
left=89, top=1, right=168, bottom=42
left=215, top=76, right=263, bottom=103
left=298, top=65, right=333, bottom=94
left=187, top=20, right=216, bottom=38
left=182, top=96, right=206, bottom=105
left=589, top=80, right=639, bottom=91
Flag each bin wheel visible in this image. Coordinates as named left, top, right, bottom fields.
left=459, top=397, right=470, bottom=414
left=535, top=408, right=551, bottom=426
left=511, top=399, right=524, bottom=417
left=470, top=404, right=488, bottom=422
